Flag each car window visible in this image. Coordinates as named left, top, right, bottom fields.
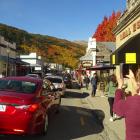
left=63, top=77, right=71, bottom=81
left=47, top=78, right=62, bottom=83
left=22, top=82, right=36, bottom=93
left=0, top=80, right=7, bottom=89
left=0, top=79, right=36, bottom=94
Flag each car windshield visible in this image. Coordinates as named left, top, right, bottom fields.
left=63, top=77, right=71, bottom=80
left=27, top=74, right=39, bottom=78
left=47, top=78, right=62, bottom=83
left=0, top=79, right=37, bottom=94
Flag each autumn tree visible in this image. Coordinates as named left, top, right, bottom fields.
left=0, top=23, right=86, bottom=69
left=47, top=45, right=80, bottom=69
left=93, top=11, right=121, bottom=42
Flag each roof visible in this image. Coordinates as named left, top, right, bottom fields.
left=2, top=76, right=42, bottom=84
left=97, top=42, right=116, bottom=52
left=80, top=55, right=93, bottom=61
left=16, top=58, right=30, bottom=65
left=45, top=75, right=63, bottom=80
left=79, top=41, right=115, bottom=62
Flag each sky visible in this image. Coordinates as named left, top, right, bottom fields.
left=0, top=0, right=126, bottom=41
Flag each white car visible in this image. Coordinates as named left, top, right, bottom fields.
left=44, top=75, right=66, bottom=96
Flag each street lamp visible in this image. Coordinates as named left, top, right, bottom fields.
left=6, top=44, right=10, bottom=77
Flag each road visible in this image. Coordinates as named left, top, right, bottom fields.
left=0, top=88, right=105, bottom=140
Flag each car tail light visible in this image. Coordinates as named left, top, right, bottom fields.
left=60, top=83, right=63, bottom=88
left=13, top=129, right=24, bottom=133
left=15, top=104, right=39, bottom=112
left=28, top=104, right=39, bottom=112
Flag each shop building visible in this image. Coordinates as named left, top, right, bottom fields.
left=0, top=36, right=16, bottom=77
left=79, top=37, right=115, bottom=77
left=20, top=53, right=44, bottom=77
left=111, top=0, right=140, bottom=92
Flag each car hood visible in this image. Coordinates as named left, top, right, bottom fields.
left=0, top=91, right=34, bottom=105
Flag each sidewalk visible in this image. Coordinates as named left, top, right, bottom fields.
left=81, top=86, right=125, bottom=140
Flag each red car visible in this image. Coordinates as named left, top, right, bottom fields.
left=0, top=76, right=61, bottom=135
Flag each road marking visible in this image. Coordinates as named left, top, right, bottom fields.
left=80, top=116, right=85, bottom=126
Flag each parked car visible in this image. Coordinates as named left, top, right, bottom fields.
left=44, top=75, right=66, bottom=96
left=45, top=73, right=53, bottom=77
left=26, top=73, right=41, bottom=79
left=0, top=76, right=61, bottom=135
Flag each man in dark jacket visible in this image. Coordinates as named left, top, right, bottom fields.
left=84, top=75, right=90, bottom=89
left=91, top=73, right=98, bottom=96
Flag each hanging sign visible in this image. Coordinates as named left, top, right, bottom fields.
left=125, top=53, right=136, bottom=64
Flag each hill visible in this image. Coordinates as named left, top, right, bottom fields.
left=0, top=23, right=86, bottom=69
left=74, top=40, right=88, bottom=47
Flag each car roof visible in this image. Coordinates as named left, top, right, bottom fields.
left=45, top=75, right=63, bottom=79
left=27, top=74, right=38, bottom=75
left=1, top=76, right=42, bottom=84
left=45, top=73, right=53, bottom=76
left=26, top=74, right=40, bottom=77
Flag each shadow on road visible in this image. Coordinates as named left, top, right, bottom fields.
left=71, top=81, right=81, bottom=89
left=46, top=105, right=105, bottom=140
left=63, top=90, right=89, bottom=98
left=0, top=106, right=105, bottom=140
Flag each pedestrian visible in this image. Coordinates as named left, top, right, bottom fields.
left=107, top=74, right=118, bottom=122
left=91, top=73, right=98, bottom=96
left=84, top=75, right=90, bottom=90
left=113, top=68, right=140, bottom=140
left=80, top=74, right=84, bottom=88
left=99, top=81, right=105, bottom=97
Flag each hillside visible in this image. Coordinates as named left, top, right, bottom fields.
left=0, top=23, right=86, bottom=69
left=74, top=40, right=88, bottom=47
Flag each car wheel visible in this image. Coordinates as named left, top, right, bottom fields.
left=43, top=114, right=49, bottom=135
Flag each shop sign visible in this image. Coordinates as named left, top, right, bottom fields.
left=82, top=61, right=92, bottom=67
left=125, top=53, right=136, bottom=64
left=120, top=19, right=140, bottom=41
left=112, top=55, right=115, bottom=64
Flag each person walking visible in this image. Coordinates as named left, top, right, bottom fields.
left=107, top=74, right=118, bottom=122
left=113, top=69, right=140, bottom=140
left=91, top=73, right=98, bottom=97
left=84, top=75, right=90, bottom=90
left=80, top=74, right=84, bottom=88
left=100, top=81, right=105, bottom=97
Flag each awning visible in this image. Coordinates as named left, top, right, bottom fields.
left=110, top=33, right=140, bottom=65
left=86, top=65, right=116, bottom=70
left=16, top=58, right=30, bottom=66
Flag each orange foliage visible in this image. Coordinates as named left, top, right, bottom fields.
left=93, top=11, right=121, bottom=42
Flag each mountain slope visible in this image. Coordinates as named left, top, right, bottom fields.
left=0, top=23, right=86, bottom=68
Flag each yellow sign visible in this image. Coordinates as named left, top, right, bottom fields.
left=112, top=55, right=115, bottom=64
left=125, top=53, right=136, bottom=64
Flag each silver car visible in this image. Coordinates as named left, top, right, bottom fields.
left=44, top=75, right=66, bottom=96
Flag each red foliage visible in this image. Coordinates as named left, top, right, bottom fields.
left=93, top=11, right=121, bottom=42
